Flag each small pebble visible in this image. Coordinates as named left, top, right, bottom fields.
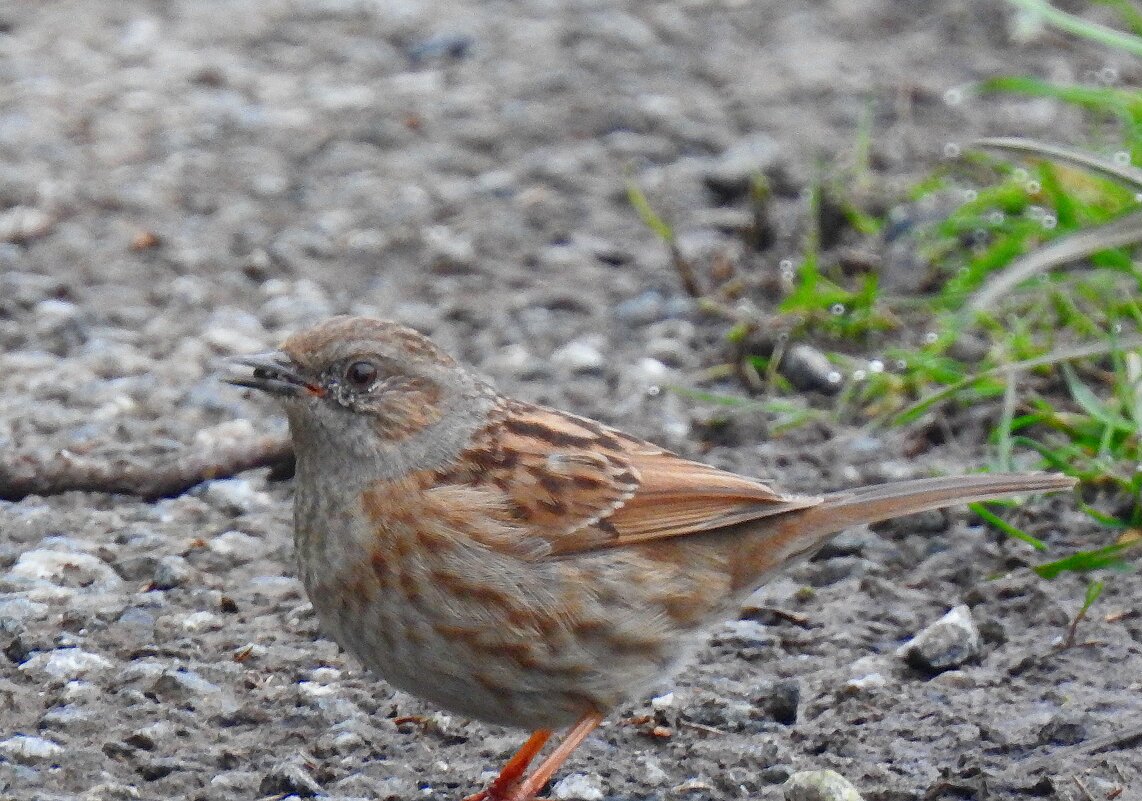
left=615, top=290, right=666, bottom=326
left=0, top=735, right=64, bottom=764
left=424, top=225, right=476, bottom=272
left=209, top=770, right=262, bottom=795
left=407, top=32, right=475, bottom=62
left=153, top=555, right=193, bottom=590
left=6, top=550, right=123, bottom=590
left=779, top=343, right=843, bottom=395
left=0, top=597, right=49, bottom=627
left=642, top=757, right=669, bottom=785
left=1039, top=711, right=1089, bottom=745
left=704, top=133, right=783, bottom=201
left=38, top=704, right=99, bottom=734
left=0, top=206, right=53, bottom=243
left=898, top=604, right=982, bottom=673
left=784, top=769, right=864, bottom=801
left=486, top=343, right=548, bottom=380
left=715, top=619, right=776, bottom=651
left=843, top=672, right=887, bottom=694
left=207, top=530, right=261, bottom=563
left=182, top=610, right=220, bottom=633
left=199, top=478, right=272, bottom=514
left=19, top=648, right=113, bottom=680
left=550, top=772, right=605, bottom=801
left=551, top=339, right=605, bottom=374
left=149, top=668, right=222, bottom=701
left=645, top=338, right=694, bottom=369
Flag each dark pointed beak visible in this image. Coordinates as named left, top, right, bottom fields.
left=224, top=351, right=324, bottom=398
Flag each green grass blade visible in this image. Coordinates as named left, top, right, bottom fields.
left=626, top=182, right=675, bottom=244
left=1033, top=540, right=1136, bottom=578
left=1006, top=0, right=1142, bottom=57
left=970, top=502, right=1049, bottom=550
left=893, top=336, right=1142, bottom=426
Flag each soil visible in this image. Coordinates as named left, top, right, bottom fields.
left=1, top=2, right=1139, bottom=800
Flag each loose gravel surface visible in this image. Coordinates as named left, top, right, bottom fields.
left=1, top=2, right=1140, bottom=800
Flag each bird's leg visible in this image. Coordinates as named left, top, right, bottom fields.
left=504, top=712, right=604, bottom=801
left=462, top=728, right=553, bottom=801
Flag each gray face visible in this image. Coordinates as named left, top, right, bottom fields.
left=225, top=318, right=498, bottom=485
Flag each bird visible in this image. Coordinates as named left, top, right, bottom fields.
left=226, top=315, right=1074, bottom=801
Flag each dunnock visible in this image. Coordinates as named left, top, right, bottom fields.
left=228, top=316, right=1073, bottom=801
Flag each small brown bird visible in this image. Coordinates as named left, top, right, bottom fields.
left=227, top=316, right=1074, bottom=801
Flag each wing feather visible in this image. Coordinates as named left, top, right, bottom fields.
left=434, top=398, right=820, bottom=556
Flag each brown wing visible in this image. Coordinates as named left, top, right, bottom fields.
left=436, top=398, right=821, bottom=556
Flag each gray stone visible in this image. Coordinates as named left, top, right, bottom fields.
left=6, top=549, right=123, bottom=591
left=153, top=555, right=193, bottom=590
left=704, top=133, right=784, bottom=201
left=898, top=604, right=983, bottom=673
left=551, top=772, right=605, bottom=801
left=149, top=669, right=223, bottom=701
left=207, top=530, right=261, bottom=564
left=615, top=290, right=667, bottom=326
left=39, top=704, right=101, bottom=734
left=551, top=339, right=605, bottom=374
left=19, top=648, right=113, bottom=681
left=1039, top=711, right=1090, bottom=745
left=0, top=735, right=64, bottom=764
left=0, top=597, right=49, bottom=628
left=784, top=769, right=864, bottom=801
left=199, top=478, right=272, bottom=514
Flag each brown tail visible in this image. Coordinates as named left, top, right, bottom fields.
left=795, top=472, right=1075, bottom=538
left=731, top=472, right=1075, bottom=591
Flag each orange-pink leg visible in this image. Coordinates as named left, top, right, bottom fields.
left=504, top=712, right=604, bottom=801
left=462, top=728, right=553, bottom=801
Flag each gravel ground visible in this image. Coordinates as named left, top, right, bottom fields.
left=1, top=2, right=1140, bottom=800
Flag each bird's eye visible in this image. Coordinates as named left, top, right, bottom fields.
left=344, top=359, right=380, bottom=390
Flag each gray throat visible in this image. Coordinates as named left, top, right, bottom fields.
left=286, top=375, right=498, bottom=490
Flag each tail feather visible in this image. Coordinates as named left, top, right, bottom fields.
left=803, top=472, right=1076, bottom=537
left=730, top=472, right=1075, bottom=591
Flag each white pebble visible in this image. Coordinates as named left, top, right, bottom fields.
left=20, top=648, right=113, bottom=681
left=784, top=769, right=864, bottom=801
left=6, top=550, right=123, bottom=590
left=182, top=611, right=220, bottom=632
left=551, top=772, right=605, bottom=801
left=0, top=735, right=64, bottom=764
left=551, top=340, right=605, bottom=374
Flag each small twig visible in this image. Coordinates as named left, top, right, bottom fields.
left=1072, top=775, right=1095, bottom=801
left=734, top=352, right=765, bottom=394
left=678, top=719, right=726, bottom=736
left=967, top=210, right=1142, bottom=314
left=767, top=607, right=812, bottom=627
left=974, top=137, right=1142, bottom=189
left=742, top=606, right=813, bottom=627
left=1060, top=579, right=1106, bottom=650
left=1062, top=607, right=1089, bottom=649
left=0, top=435, right=294, bottom=502
left=670, top=241, right=704, bottom=299
left=1013, top=721, right=1142, bottom=777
